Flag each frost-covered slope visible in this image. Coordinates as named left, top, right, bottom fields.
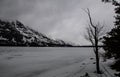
left=0, top=19, right=72, bottom=46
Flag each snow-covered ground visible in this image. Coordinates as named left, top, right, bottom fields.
left=0, top=47, right=117, bottom=77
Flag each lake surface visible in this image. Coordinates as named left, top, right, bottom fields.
left=0, top=47, right=95, bottom=77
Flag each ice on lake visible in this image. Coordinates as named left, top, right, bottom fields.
left=0, top=47, right=101, bottom=77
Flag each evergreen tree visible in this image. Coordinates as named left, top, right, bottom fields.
left=102, top=0, right=120, bottom=59
left=102, top=0, right=120, bottom=72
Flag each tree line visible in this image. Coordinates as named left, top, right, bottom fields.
left=102, top=0, right=120, bottom=72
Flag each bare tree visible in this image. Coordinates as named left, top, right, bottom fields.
left=84, top=9, right=104, bottom=74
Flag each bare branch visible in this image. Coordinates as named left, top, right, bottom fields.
left=83, top=8, right=105, bottom=74
left=84, top=8, right=105, bottom=46
left=86, top=8, right=96, bottom=28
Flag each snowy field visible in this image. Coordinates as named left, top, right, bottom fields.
left=0, top=47, right=116, bottom=77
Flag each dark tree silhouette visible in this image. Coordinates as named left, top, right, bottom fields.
left=102, top=0, right=120, bottom=58
left=102, top=0, right=120, bottom=72
left=102, top=0, right=116, bottom=3
left=102, top=0, right=112, bottom=2
left=84, top=9, right=104, bottom=74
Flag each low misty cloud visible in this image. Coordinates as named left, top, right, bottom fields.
left=0, top=0, right=114, bottom=45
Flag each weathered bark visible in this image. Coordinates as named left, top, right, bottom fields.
left=95, top=27, right=101, bottom=73
left=95, top=41, right=101, bottom=73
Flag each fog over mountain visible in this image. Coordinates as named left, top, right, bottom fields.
left=0, top=0, right=115, bottom=45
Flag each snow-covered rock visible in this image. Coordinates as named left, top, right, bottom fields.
left=0, top=19, right=73, bottom=47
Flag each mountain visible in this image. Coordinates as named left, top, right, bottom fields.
left=0, top=19, right=73, bottom=47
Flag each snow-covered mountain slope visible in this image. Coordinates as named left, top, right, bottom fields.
left=0, top=19, right=72, bottom=47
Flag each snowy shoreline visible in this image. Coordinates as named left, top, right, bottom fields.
left=0, top=47, right=117, bottom=77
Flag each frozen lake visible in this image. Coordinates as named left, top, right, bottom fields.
left=0, top=47, right=95, bottom=77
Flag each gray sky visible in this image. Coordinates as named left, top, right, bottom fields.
left=0, top=0, right=115, bottom=45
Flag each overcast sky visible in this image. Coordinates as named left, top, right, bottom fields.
left=0, top=0, right=115, bottom=45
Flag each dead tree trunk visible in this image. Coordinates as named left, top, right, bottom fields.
left=84, top=8, right=104, bottom=74
left=95, top=37, right=101, bottom=73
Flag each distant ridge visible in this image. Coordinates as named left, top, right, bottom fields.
left=0, top=19, right=73, bottom=47
left=73, top=45, right=105, bottom=47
